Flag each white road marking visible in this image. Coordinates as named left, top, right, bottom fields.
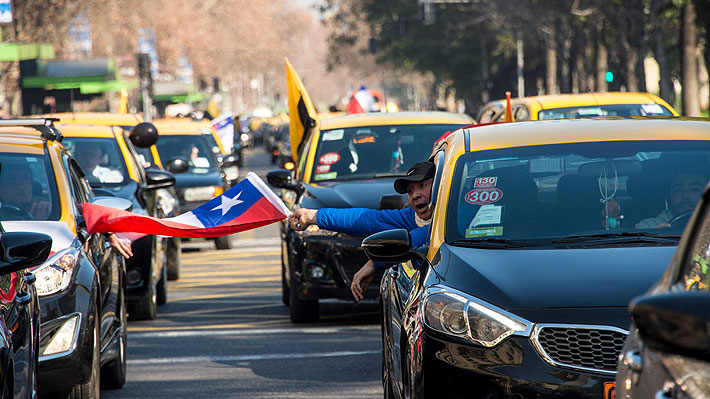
left=130, top=325, right=379, bottom=339
left=128, top=350, right=380, bottom=365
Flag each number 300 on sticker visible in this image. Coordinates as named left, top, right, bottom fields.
left=465, top=188, right=503, bottom=205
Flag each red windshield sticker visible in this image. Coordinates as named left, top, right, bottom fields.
left=319, top=152, right=340, bottom=165
left=474, top=177, right=497, bottom=188
left=316, top=164, right=331, bottom=174
left=465, top=188, right=503, bottom=205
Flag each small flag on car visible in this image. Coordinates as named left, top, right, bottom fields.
left=82, top=173, right=291, bottom=238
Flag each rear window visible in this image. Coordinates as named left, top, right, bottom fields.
left=0, top=153, right=60, bottom=221
left=538, top=104, right=673, bottom=120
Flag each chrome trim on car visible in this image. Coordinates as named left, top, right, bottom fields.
left=531, top=323, right=628, bottom=375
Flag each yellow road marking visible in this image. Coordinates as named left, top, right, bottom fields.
left=181, top=250, right=280, bottom=261
left=170, top=276, right=279, bottom=289
left=157, top=303, right=283, bottom=317
left=167, top=289, right=279, bottom=302
left=128, top=318, right=286, bottom=332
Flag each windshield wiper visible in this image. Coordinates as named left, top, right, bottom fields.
left=553, top=232, right=679, bottom=244
left=449, top=238, right=536, bottom=248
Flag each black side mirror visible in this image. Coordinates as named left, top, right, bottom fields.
left=0, top=232, right=52, bottom=275
left=267, top=169, right=301, bottom=192
left=631, top=291, right=710, bottom=363
left=361, top=229, right=425, bottom=263
left=129, top=122, right=159, bottom=148
left=220, top=155, right=239, bottom=168
left=165, top=158, right=190, bottom=174
left=145, top=169, right=176, bottom=190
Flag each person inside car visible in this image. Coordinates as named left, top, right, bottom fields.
left=74, top=141, right=123, bottom=183
left=635, top=169, right=708, bottom=229
left=289, top=161, right=435, bottom=301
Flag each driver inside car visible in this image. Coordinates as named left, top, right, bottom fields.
left=635, top=169, right=708, bottom=229
left=0, top=166, right=51, bottom=220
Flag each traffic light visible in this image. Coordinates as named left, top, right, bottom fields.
left=605, top=71, right=614, bottom=83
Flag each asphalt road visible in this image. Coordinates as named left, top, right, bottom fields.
left=102, top=147, right=382, bottom=399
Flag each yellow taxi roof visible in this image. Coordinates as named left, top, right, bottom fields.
left=496, top=92, right=672, bottom=109
left=0, top=127, right=49, bottom=154
left=56, top=124, right=118, bottom=138
left=318, top=111, right=474, bottom=130
left=152, top=124, right=202, bottom=136
left=460, top=118, right=710, bottom=153
left=39, top=112, right=143, bottom=126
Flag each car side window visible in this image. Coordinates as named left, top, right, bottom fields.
left=679, top=202, right=710, bottom=292
left=64, top=154, right=91, bottom=215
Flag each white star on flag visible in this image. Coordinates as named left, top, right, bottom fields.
left=211, top=191, right=244, bottom=216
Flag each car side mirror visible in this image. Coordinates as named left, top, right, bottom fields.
left=145, top=169, right=176, bottom=190
left=0, top=232, right=52, bottom=275
left=91, top=196, right=133, bottom=211
left=165, top=158, right=190, bottom=174
left=267, top=169, right=301, bottom=192
left=630, top=291, right=710, bottom=363
left=361, top=229, right=425, bottom=263
left=220, top=155, right=239, bottom=168
left=129, top=122, right=159, bottom=148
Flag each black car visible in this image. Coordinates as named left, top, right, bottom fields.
left=267, top=112, right=474, bottom=322
left=60, top=123, right=176, bottom=321
left=0, top=230, right=50, bottom=398
left=155, top=128, right=237, bottom=249
left=362, top=119, right=710, bottom=398
left=616, top=175, right=710, bottom=398
left=0, top=119, right=140, bottom=397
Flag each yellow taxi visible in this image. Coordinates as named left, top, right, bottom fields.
left=361, top=117, right=710, bottom=399
left=0, top=119, right=135, bottom=395
left=267, top=111, right=474, bottom=322
left=477, top=92, right=678, bottom=123
left=57, top=123, right=175, bottom=320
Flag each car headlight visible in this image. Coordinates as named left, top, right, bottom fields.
left=223, top=166, right=240, bottom=182
left=240, top=133, right=249, bottom=142
left=184, top=186, right=221, bottom=202
left=33, top=249, right=77, bottom=296
left=423, top=286, right=532, bottom=347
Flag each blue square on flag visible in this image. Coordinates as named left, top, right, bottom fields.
left=191, top=179, right=261, bottom=227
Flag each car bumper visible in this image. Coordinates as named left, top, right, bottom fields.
left=289, top=232, right=384, bottom=301
left=415, top=330, right=615, bottom=398
left=37, top=273, right=95, bottom=392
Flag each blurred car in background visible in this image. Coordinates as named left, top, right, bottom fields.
left=154, top=125, right=237, bottom=250
left=59, top=123, right=175, bottom=321
left=0, top=118, right=138, bottom=396
left=362, top=117, right=710, bottom=399
left=617, top=167, right=710, bottom=399
left=477, top=92, right=678, bottom=123
left=268, top=111, right=474, bottom=322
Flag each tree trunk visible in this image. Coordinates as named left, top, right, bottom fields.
left=544, top=26, right=558, bottom=95
left=650, top=0, right=673, bottom=104
left=633, top=0, right=647, bottom=93
left=681, top=1, right=701, bottom=116
left=595, top=26, right=609, bottom=93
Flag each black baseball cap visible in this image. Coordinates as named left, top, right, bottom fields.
left=394, top=161, right=435, bottom=194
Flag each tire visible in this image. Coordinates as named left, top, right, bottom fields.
left=166, top=238, right=181, bottom=281
left=101, top=293, right=127, bottom=390
left=214, top=235, right=232, bottom=250
left=281, top=264, right=290, bottom=306
left=129, top=272, right=157, bottom=320
left=156, top=262, right=167, bottom=306
left=288, top=278, right=318, bottom=323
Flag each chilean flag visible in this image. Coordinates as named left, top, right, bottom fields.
left=82, top=173, right=291, bottom=238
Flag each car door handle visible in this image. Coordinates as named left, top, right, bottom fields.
left=623, top=350, right=643, bottom=372
left=24, top=272, right=36, bottom=285
left=15, top=292, right=31, bottom=306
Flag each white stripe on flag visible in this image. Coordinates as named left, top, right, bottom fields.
left=246, top=172, right=292, bottom=217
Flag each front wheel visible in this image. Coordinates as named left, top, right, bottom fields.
left=156, top=263, right=167, bottom=306
left=129, top=273, right=157, bottom=320
left=101, top=294, right=127, bottom=389
left=288, top=279, right=318, bottom=323
left=166, top=238, right=181, bottom=281
left=214, top=235, right=232, bottom=250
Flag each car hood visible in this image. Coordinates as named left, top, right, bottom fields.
left=303, top=178, right=401, bottom=209
left=174, top=171, right=223, bottom=188
left=440, top=244, right=675, bottom=310
left=1, top=221, right=76, bottom=253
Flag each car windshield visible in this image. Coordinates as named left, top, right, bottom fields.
left=311, top=123, right=465, bottom=182
left=201, top=129, right=222, bottom=155
left=446, top=140, right=710, bottom=246
left=63, top=137, right=128, bottom=186
left=0, top=153, right=60, bottom=221
left=155, top=135, right=218, bottom=173
left=538, top=104, right=673, bottom=120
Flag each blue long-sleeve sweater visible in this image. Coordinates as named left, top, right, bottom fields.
left=316, top=207, right=428, bottom=269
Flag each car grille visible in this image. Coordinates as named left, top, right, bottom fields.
left=533, top=324, right=628, bottom=374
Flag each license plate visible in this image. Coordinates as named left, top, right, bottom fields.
left=604, top=381, right=616, bottom=399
